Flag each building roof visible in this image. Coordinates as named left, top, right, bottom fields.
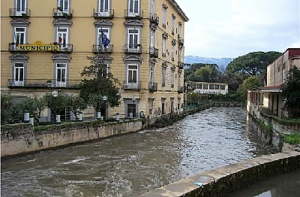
left=259, top=85, right=283, bottom=93
left=168, top=0, right=189, bottom=22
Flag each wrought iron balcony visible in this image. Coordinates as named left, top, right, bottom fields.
left=149, top=13, right=159, bottom=25
left=123, top=81, right=141, bottom=91
left=178, top=35, right=184, bottom=45
left=124, top=44, right=142, bottom=54
left=149, top=47, right=158, bottom=58
left=93, top=44, right=113, bottom=53
left=52, top=43, right=73, bottom=53
left=178, top=61, right=184, bottom=69
left=53, top=8, right=73, bottom=18
left=149, top=82, right=158, bottom=92
left=93, top=8, right=114, bottom=19
left=7, top=79, right=81, bottom=89
left=124, top=9, right=143, bottom=19
left=8, top=43, right=28, bottom=52
left=178, top=86, right=184, bottom=93
left=9, top=8, right=31, bottom=18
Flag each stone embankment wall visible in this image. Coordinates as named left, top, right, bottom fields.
left=247, top=104, right=300, bottom=151
left=141, top=151, right=300, bottom=197
left=1, top=121, right=142, bottom=157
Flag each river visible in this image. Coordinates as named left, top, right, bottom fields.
left=1, top=107, right=271, bottom=197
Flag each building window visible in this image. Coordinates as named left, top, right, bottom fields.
left=178, top=22, right=182, bottom=37
left=162, top=66, right=166, bottom=87
left=161, top=98, right=166, bottom=114
left=150, top=0, right=155, bottom=14
left=56, top=26, right=69, bottom=49
left=203, top=84, right=208, bottom=89
left=171, top=69, right=175, bottom=87
left=124, top=98, right=139, bottom=118
left=97, top=28, right=110, bottom=48
left=98, top=0, right=110, bottom=13
left=149, top=99, right=154, bottom=115
left=128, top=0, right=140, bottom=16
left=150, top=65, right=154, bottom=83
left=171, top=14, right=175, bottom=34
left=209, top=84, right=214, bottom=89
left=56, top=63, right=67, bottom=87
left=150, top=30, right=155, bottom=48
left=14, top=27, right=27, bottom=46
left=171, top=44, right=174, bottom=61
left=9, top=53, right=29, bottom=87
left=197, top=83, right=202, bottom=89
left=57, top=0, right=70, bottom=13
left=127, top=64, right=138, bottom=83
left=162, top=5, right=167, bottom=28
left=15, top=0, right=27, bottom=15
left=178, top=48, right=182, bottom=62
left=221, top=85, right=225, bottom=90
left=162, top=38, right=166, bottom=56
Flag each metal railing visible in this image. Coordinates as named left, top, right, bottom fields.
left=148, top=82, right=158, bottom=92
left=124, top=44, right=142, bottom=54
left=93, top=8, right=114, bottom=18
left=178, top=61, right=184, bottom=69
left=92, top=44, right=113, bottom=53
left=54, top=44, right=73, bottom=53
left=7, top=79, right=81, bottom=89
left=123, top=81, right=141, bottom=90
left=124, top=9, right=143, bottom=19
left=178, top=86, right=184, bottom=93
left=9, top=8, right=31, bottom=18
left=149, top=47, right=158, bottom=58
left=53, top=8, right=73, bottom=18
left=178, top=36, right=184, bottom=45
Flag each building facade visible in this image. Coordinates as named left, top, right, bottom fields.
left=1, top=0, right=188, bottom=120
left=248, top=48, right=300, bottom=117
left=187, top=81, right=228, bottom=95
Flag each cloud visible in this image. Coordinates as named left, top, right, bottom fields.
left=182, top=0, right=300, bottom=58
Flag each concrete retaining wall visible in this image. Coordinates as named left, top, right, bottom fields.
left=140, top=151, right=300, bottom=197
left=1, top=121, right=142, bottom=157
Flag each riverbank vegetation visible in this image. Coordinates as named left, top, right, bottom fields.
left=284, top=133, right=300, bottom=145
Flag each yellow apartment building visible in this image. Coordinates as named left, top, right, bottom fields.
left=248, top=48, right=300, bottom=117
left=1, top=0, right=189, bottom=121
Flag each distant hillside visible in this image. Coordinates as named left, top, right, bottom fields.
left=184, top=56, right=234, bottom=68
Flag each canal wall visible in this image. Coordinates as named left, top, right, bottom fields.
left=140, top=151, right=300, bottom=197
left=247, top=103, right=300, bottom=151
left=1, top=120, right=142, bottom=157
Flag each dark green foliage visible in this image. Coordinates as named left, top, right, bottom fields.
left=1, top=93, right=13, bottom=124
left=282, top=66, right=300, bottom=117
left=185, top=63, right=224, bottom=83
left=284, top=133, right=300, bottom=145
left=80, top=56, right=121, bottom=108
left=65, top=95, right=86, bottom=121
left=43, top=93, right=67, bottom=118
left=237, top=76, right=262, bottom=101
left=20, top=96, right=47, bottom=125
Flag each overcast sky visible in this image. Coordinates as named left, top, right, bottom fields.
left=175, top=0, right=300, bottom=58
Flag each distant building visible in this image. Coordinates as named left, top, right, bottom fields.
left=187, top=81, right=228, bottom=95
left=248, top=48, right=300, bottom=117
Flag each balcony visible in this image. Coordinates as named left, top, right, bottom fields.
left=93, top=9, right=114, bottom=19
left=149, top=47, right=158, bottom=58
left=52, top=43, right=73, bottom=53
left=124, top=9, right=143, bottom=19
left=178, top=35, right=184, bottom=45
left=124, top=44, right=142, bottom=54
left=7, top=79, right=81, bottom=89
left=149, top=82, right=158, bottom=92
left=178, top=61, right=184, bottom=69
left=93, top=44, right=113, bottom=53
left=178, top=86, right=184, bottom=93
left=149, top=13, right=159, bottom=25
left=53, top=8, right=73, bottom=19
left=9, top=8, right=31, bottom=18
left=123, top=81, right=141, bottom=91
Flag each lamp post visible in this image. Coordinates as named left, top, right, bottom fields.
left=52, top=91, right=60, bottom=123
left=103, top=95, right=107, bottom=120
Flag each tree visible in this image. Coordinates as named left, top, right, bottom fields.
left=66, top=95, right=86, bottom=121
left=237, top=76, right=262, bottom=101
left=282, top=66, right=300, bottom=117
left=44, top=93, right=67, bottom=120
left=226, top=51, right=281, bottom=85
left=1, top=93, right=13, bottom=124
left=20, top=96, right=47, bottom=125
left=80, top=56, right=121, bottom=108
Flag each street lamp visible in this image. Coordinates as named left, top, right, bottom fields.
left=103, top=95, right=107, bottom=120
left=52, top=91, right=60, bottom=123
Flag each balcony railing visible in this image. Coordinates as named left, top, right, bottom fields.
left=7, top=79, right=81, bottom=89
left=124, top=44, right=142, bottom=54
left=93, top=44, right=113, bottom=53
left=9, top=8, right=31, bottom=18
left=149, top=47, right=158, bottom=58
left=178, top=86, right=184, bottom=93
left=149, top=13, right=159, bottom=25
left=149, top=82, right=158, bottom=92
left=123, top=81, right=141, bottom=91
left=93, top=8, right=114, bottom=19
left=124, top=9, right=143, bottom=19
left=8, top=43, right=28, bottom=52
left=178, top=61, right=184, bottom=69
left=53, top=8, right=73, bottom=18
left=52, top=43, right=73, bottom=53
left=178, top=36, right=184, bottom=45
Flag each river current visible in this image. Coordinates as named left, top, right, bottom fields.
left=1, top=107, right=270, bottom=197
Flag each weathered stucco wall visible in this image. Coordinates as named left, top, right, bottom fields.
left=1, top=121, right=142, bottom=157
left=140, top=151, right=300, bottom=197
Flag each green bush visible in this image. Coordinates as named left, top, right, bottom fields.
left=284, top=133, right=300, bottom=145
